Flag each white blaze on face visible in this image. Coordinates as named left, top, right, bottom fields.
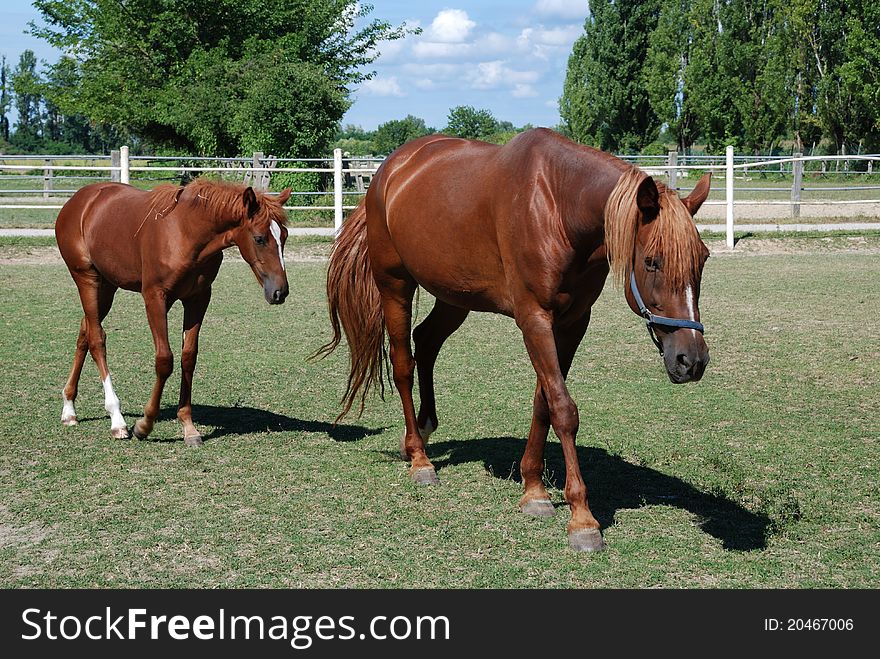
left=684, top=284, right=700, bottom=337
left=269, top=220, right=285, bottom=271
left=684, top=285, right=696, bottom=320
left=102, top=375, right=127, bottom=431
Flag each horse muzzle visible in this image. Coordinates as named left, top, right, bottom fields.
left=263, top=279, right=289, bottom=305
left=663, top=340, right=709, bottom=383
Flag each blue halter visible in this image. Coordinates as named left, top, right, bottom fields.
left=629, top=269, right=705, bottom=355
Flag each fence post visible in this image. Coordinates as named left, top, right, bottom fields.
left=334, top=148, right=343, bottom=233
left=667, top=150, right=678, bottom=190
left=120, top=145, right=130, bottom=185
left=726, top=145, right=734, bottom=249
left=110, top=149, right=120, bottom=183
left=791, top=152, right=803, bottom=219
left=43, top=158, right=52, bottom=199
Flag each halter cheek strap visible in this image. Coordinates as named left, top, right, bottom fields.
left=629, top=270, right=705, bottom=355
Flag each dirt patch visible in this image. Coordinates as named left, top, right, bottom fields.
left=0, top=240, right=332, bottom=265
left=705, top=234, right=880, bottom=256
left=2, top=235, right=879, bottom=265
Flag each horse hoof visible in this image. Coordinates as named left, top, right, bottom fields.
left=111, top=426, right=130, bottom=440
left=184, top=433, right=203, bottom=447
left=521, top=499, right=556, bottom=518
left=132, top=420, right=150, bottom=440
left=61, top=416, right=78, bottom=427
left=411, top=467, right=440, bottom=486
left=568, top=528, right=604, bottom=553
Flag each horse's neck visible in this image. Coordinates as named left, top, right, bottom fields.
left=557, top=155, right=627, bottom=252
left=178, top=197, right=241, bottom=260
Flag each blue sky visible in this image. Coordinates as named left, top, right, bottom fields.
left=1, top=0, right=590, bottom=132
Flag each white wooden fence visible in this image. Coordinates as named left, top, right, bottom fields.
left=1, top=146, right=879, bottom=244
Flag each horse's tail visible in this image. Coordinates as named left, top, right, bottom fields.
left=314, top=201, right=388, bottom=421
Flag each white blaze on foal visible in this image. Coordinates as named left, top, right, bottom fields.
left=269, top=220, right=285, bottom=271
left=102, top=375, right=128, bottom=437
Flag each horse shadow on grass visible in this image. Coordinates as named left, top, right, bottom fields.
left=427, top=437, right=771, bottom=552
left=133, top=403, right=381, bottom=442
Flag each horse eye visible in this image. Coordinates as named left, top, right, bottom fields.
left=645, top=257, right=660, bottom=272
left=254, top=235, right=267, bottom=246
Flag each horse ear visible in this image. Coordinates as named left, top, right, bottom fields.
left=636, top=175, right=659, bottom=221
left=683, top=172, right=711, bottom=216
left=276, top=187, right=292, bottom=205
left=242, top=187, right=259, bottom=217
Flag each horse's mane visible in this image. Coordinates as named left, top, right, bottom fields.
left=604, top=167, right=704, bottom=291
left=146, top=179, right=288, bottom=228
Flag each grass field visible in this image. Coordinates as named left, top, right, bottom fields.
left=0, top=235, right=878, bottom=588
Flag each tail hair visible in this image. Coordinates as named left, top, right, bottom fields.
left=314, top=202, right=388, bottom=420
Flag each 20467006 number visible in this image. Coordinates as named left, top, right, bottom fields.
left=764, top=618, right=854, bottom=631
left=787, top=619, right=853, bottom=631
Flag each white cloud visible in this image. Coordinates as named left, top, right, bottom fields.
left=427, top=9, right=476, bottom=43
left=467, top=61, right=540, bottom=90
left=414, top=78, right=436, bottom=90
left=512, top=84, right=539, bottom=98
left=412, top=41, right=469, bottom=59
left=534, top=0, right=590, bottom=21
left=360, top=76, right=405, bottom=97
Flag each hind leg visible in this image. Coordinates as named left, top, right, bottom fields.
left=69, top=273, right=126, bottom=438
left=401, top=300, right=469, bottom=459
left=61, top=317, right=88, bottom=426
left=374, top=271, right=439, bottom=484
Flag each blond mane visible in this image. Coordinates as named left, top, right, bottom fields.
left=604, top=166, right=705, bottom=291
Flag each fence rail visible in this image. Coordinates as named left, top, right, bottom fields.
left=1, top=146, right=879, bottom=244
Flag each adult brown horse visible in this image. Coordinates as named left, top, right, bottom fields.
left=320, top=128, right=712, bottom=552
left=55, top=179, right=291, bottom=445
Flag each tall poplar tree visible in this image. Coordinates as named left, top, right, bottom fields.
left=560, top=0, right=663, bottom=152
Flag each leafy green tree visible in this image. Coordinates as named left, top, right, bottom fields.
left=31, top=0, right=414, bottom=156
left=783, top=0, right=880, bottom=154
left=42, top=56, right=94, bottom=151
left=373, top=115, right=432, bottom=154
left=445, top=106, right=498, bottom=140
left=560, top=0, right=662, bottom=152
left=10, top=50, right=44, bottom=146
left=0, top=56, right=11, bottom=142
left=644, top=0, right=699, bottom=151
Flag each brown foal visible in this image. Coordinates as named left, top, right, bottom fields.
left=320, top=128, right=712, bottom=551
left=55, top=179, right=291, bottom=445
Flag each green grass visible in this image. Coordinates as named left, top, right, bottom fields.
left=0, top=241, right=877, bottom=588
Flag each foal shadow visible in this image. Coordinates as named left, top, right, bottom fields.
left=149, top=403, right=380, bottom=443
left=429, top=437, right=771, bottom=552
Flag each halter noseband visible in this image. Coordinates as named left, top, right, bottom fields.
left=629, top=269, right=705, bottom=355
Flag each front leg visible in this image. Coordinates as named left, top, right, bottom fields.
left=133, top=291, right=173, bottom=440
left=520, top=312, right=591, bottom=518
left=177, top=289, right=212, bottom=446
left=517, top=307, right=603, bottom=552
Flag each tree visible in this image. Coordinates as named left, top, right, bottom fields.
left=41, top=56, right=94, bottom=151
left=373, top=115, right=431, bottom=154
left=560, top=0, right=662, bottom=152
left=31, top=0, right=414, bottom=156
left=644, top=0, right=700, bottom=151
left=445, top=106, right=497, bottom=140
left=0, top=56, right=11, bottom=142
left=10, top=50, right=44, bottom=147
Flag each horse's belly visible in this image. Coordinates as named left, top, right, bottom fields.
left=405, top=265, right=511, bottom=315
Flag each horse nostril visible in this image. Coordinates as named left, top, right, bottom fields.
left=677, top=353, right=692, bottom=368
